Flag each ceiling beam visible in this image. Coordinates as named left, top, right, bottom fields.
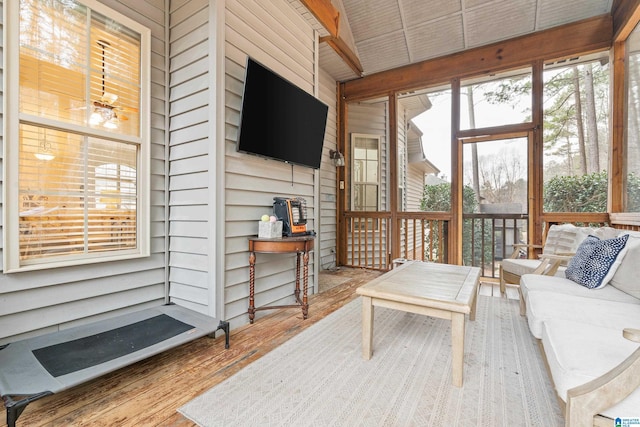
left=301, top=0, right=364, bottom=77
left=320, top=35, right=363, bottom=76
left=299, top=0, right=340, bottom=38
left=342, top=14, right=613, bottom=101
left=612, top=0, right=640, bottom=40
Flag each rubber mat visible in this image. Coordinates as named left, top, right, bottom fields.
left=32, top=314, right=193, bottom=377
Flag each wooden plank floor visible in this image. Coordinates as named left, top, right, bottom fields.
left=1, top=268, right=384, bottom=427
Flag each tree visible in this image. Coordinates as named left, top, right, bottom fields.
left=421, top=183, right=490, bottom=266
left=629, top=173, right=640, bottom=212
left=543, top=63, right=609, bottom=177
left=481, top=62, right=609, bottom=183
left=421, top=183, right=476, bottom=212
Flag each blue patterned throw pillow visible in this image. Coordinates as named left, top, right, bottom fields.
left=565, top=234, right=630, bottom=289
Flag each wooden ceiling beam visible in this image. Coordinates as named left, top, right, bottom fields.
left=320, top=35, right=363, bottom=77
left=299, top=0, right=340, bottom=38
left=612, top=0, right=640, bottom=40
left=342, top=14, right=613, bottom=102
left=301, top=0, right=364, bottom=77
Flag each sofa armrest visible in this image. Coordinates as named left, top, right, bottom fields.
left=532, top=253, right=573, bottom=276
left=509, top=243, right=544, bottom=259
left=565, top=329, right=640, bottom=427
left=623, top=328, right=640, bottom=343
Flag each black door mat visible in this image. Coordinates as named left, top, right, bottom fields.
left=32, top=314, right=193, bottom=377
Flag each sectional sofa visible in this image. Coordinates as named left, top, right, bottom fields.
left=518, top=224, right=640, bottom=424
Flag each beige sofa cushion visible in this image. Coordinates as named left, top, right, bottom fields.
left=525, top=291, right=640, bottom=339
left=610, top=232, right=640, bottom=299
left=501, top=258, right=560, bottom=278
left=542, top=223, right=581, bottom=255
left=520, top=274, right=640, bottom=304
left=541, top=319, right=640, bottom=417
left=501, top=224, right=580, bottom=281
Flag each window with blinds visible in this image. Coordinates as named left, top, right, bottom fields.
left=5, top=0, right=150, bottom=271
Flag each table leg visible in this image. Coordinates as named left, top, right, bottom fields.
left=294, top=252, right=301, bottom=302
left=469, top=283, right=478, bottom=322
left=248, top=251, right=256, bottom=323
left=302, top=250, right=309, bottom=319
left=451, top=312, right=465, bottom=387
left=361, top=296, right=374, bottom=360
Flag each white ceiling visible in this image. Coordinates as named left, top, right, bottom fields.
left=313, top=0, right=614, bottom=82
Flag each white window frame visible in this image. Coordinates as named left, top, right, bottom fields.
left=3, top=0, right=151, bottom=273
left=351, top=133, right=381, bottom=211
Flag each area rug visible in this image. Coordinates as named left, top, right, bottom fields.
left=179, top=296, right=563, bottom=426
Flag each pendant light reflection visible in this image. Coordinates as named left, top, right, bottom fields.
left=34, top=128, right=55, bottom=161
left=89, top=99, right=119, bottom=130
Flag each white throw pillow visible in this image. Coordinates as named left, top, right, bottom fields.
left=610, top=234, right=640, bottom=298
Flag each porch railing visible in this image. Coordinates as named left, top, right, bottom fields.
left=344, top=212, right=391, bottom=270
left=343, top=211, right=450, bottom=270
left=462, top=213, right=528, bottom=279
left=396, top=212, right=451, bottom=264
left=342, top=210, right=627, bottom=275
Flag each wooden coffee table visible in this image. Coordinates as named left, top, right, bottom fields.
left=356, top=261, right=481, bottom=387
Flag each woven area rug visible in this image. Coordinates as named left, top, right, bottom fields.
left=179, top=296, right=563, bottom=426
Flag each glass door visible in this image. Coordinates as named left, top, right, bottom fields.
left=461, top=133, right=530, bottom=277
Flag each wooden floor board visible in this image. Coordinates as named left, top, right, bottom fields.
left=1, top=268, right=382, bottom=427
left=2, top=268, right=504, bottom=426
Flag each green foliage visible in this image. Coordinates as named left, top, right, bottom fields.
left=544, top=171, right=640, bottom=212
left=420, top=183, right=488, bottom=266
left=544, top=171, right=607, bottom=212
left=420, top=183, right=477, bottom=213
left=628, top=173, right=640, bottom=212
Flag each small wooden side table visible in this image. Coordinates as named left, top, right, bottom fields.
left=248, top=235, right=315, bottom=323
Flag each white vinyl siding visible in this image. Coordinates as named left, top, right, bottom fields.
left=224, top=0, right=323, bottom=329
left=406, top=166, right=426, bottom=210
left=167, top=0, right=215, bottom=316
left=0, top=0, right=337, bottom=343
left=318, top=67, right=338, bottom=269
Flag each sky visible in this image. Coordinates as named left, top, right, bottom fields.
left=411, top=83, right=531, bottom=181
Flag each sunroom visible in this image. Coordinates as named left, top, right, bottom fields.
left=2, top=0, right=640, bottom=425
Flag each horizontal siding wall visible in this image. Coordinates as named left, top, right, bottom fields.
left=407, top=166, right=425, bottom=211
left=166, top=0, right=213, bottom=315
left=318, top=68, right=338, bottom=270
left=224, top=0, right=328, bottom=329
left=347, top=102, right=389, bottom=211
left=0, top=0, right=168, bottom=343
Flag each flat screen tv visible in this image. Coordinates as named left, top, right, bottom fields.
left=237, top=57, right=329, bottom=169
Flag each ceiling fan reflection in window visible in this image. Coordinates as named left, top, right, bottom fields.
left=86, top=39, right=138, bottom=129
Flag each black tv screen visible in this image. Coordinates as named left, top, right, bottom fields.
left=237, top=57, right=329, bottom=169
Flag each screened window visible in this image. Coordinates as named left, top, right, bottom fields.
left=542, top=54, right=610, bottom=212
left=460, top=68, right=532, bottom=130
left=4, top=0, right=150, bottom=271
left=626, top=25, right=640, bottom=212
